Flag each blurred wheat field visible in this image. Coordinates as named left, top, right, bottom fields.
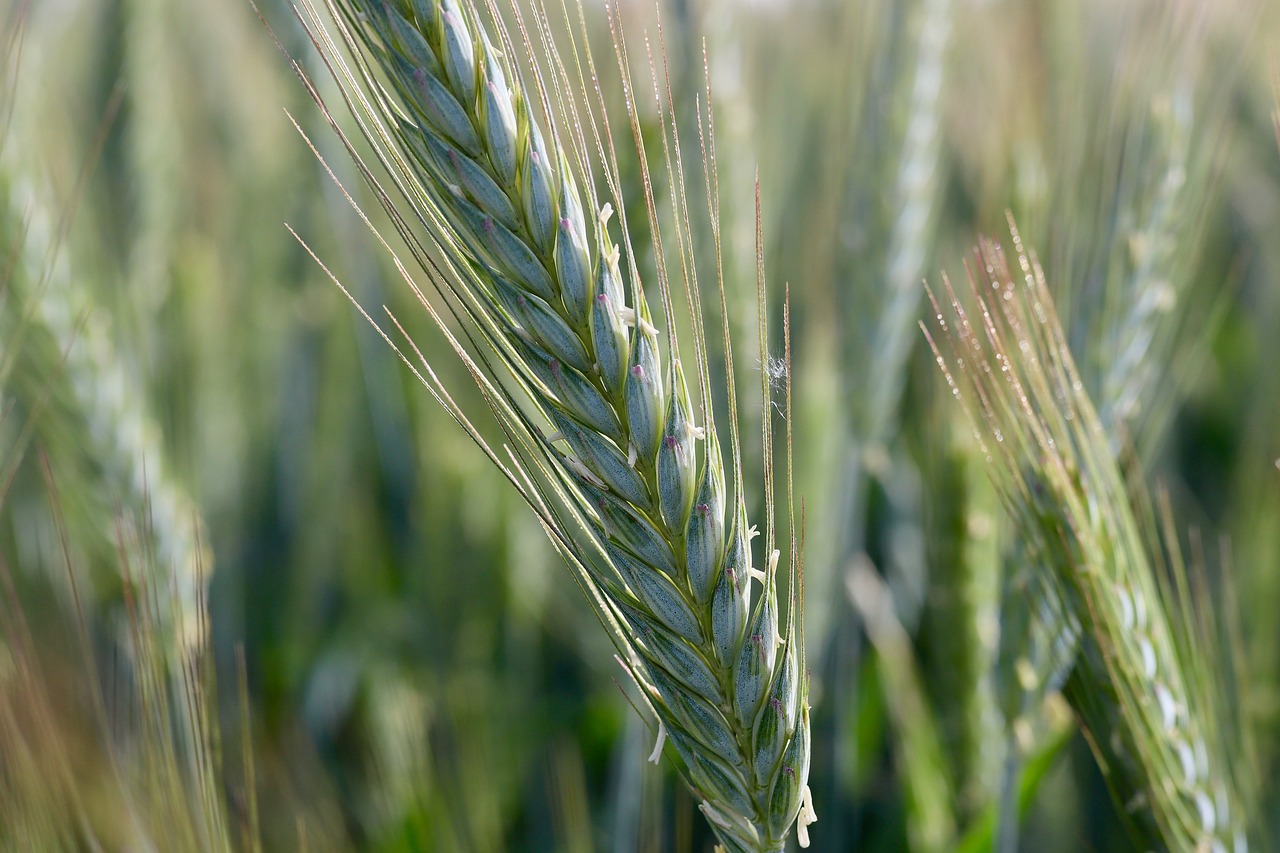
left=1, top=0, right=1279, bottom=850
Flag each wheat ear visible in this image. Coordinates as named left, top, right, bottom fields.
left=283, top=0, right=812, bottom=848
left=926, top=223, right=1254, bottom=851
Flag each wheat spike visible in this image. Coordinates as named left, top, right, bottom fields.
left=0, top=176, right=205, bottom=661
left=283, top=0, right=811, bottom=848
left=926, top=224, right=1254, bottom=851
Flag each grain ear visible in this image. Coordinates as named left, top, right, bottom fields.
left=291, top=0, right=810, bottom=847
left=926, top=226, right=1254, bottom=851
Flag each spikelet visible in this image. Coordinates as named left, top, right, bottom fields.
left=283, top=0, right=811, bottom=847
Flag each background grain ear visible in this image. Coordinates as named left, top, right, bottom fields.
left=1, top=0, right=1278, bottom=850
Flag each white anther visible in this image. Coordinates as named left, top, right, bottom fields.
left=746, top=524, right=760, bottom=541
left=798, top=785, right=817, bottom=848
left=627, top=442, right=638, bottom=468
left=648, top=720, right=666, bottom=763
left=598, top=204, right=622, bottom=268
left=565, top=454, right=605, bottom=488
left=684, top=421, right=706, bottom=442
left=617, top=306, right=658, bottom=337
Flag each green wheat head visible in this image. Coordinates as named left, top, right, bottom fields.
left=926, top=223, right=1257, bottom=851
left=279, top=0, right=812, bottom=848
